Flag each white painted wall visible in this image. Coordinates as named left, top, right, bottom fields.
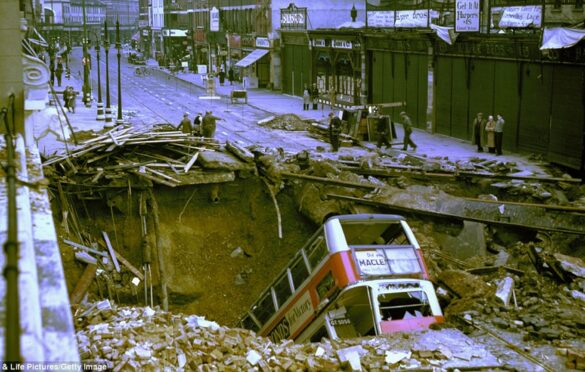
left=152, top=0, right=164, bottom=30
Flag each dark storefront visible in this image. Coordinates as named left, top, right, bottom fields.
left=433, top=35, right=585, bottom=169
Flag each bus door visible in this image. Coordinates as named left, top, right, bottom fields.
left=326, top=285, right=379, bottom=339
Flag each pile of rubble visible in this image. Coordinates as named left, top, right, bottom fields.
left=76, top=301, right=503, bottom=370
left=257, top=114, right=312, bottom=131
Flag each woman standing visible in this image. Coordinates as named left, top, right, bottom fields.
left=485, top=115, right=496, bottom=153
left=302, top=85, right=310, bottom=110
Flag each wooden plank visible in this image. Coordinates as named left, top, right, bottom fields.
left=102, top=231, right=121, bottom=273
left=70, top=263, right=98, bottom=305
left=63, top=239, right=108, bottom=257
left=184, top=153, right=199, bottom=173
left=130, top=169, right=178, bottom=187
left=113, top=249, right=144, bottom=280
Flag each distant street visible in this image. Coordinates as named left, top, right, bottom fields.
left=70, top=47, right=324, bottom=151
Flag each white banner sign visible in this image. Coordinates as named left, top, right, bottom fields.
left=395, top=10, right=429, bottom=28
left=256, top=37, right=270, bottom=48
left=332, top=40, right=352, bottom=49
left=355, top=249, right=390, bottom=276
left=367, top=11, right=395, bottom=28
left=498, top=6, right=542, bottom=28
left=455, top=0, right=480, bottom=32
left=210, top=7, right=220, bottom=31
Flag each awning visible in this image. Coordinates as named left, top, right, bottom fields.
left=235, top=49, right=269, bottom=68
left=541, top=27, right=585, bottom=50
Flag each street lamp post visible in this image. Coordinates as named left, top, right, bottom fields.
left=104, top=21, right=113, bottom=125
left=95, top=36, right=104, bottom=120
left=116, top=18, right=124, bottom=125
left=82, top=0, right=92, bottom=107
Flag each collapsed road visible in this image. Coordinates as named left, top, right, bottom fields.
left=41, top=115, right=585, bottom=370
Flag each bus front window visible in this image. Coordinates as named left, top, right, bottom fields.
left=378, top=291, right=431, bottom=321
left=328, top=287, right=376, bottom=338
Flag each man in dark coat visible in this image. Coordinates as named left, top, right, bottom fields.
left=201, top=111, right=223, bottom=138
left=328, top=112, right=342, bottom=152
left=55, top=57, right=64, bottom=87
left=177, top=113, right=192, bottom=134
left=472, top=112, right=485, bottom=152
left=310, top=83, right=319, bottom=110
left=228, top=67, right=234, bottom=85
left=400, top=111, right=417, bottom=151
left=376, top=116, right=392, bottom=148
left=193, top=112, right=203, bottom=136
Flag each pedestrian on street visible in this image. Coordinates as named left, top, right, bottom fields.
left=201, top=111, right=223, bottom=138
left=328, top=111, right=342, bottom=152
left=49, top=58, right=55, bottom=86
left=485, top=115, right=496, bottom=153
left=193, top=112, right=203, bottom=136
left=228, top=67, right=234, bottom=86
left=400, top=111, right=417, bottom=151
left=63, top=86, right=76, bottom=113
left=219, top=69, right=226, bottom=86
left=328, top=86, right=336, bottom=109
left=177, top=113, right=192, bottom=134
left=310, top=83, right=319, bottom=110
left=495, top=113, right=505, bottom=155
left=55, top=57, right=64, bottom=87
left=376, top=116, right=392, bottom=149
left=302, top=85, right=310, bottom=111
left=472, top=112, right=486, bottom=152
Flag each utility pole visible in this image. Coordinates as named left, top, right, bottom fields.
left=95, top=35, right=104, bottom=120
left=82, top=0, right=92, bottom=107
left=104, top=21, right=113, bottom=125
left=116, top=18, right=124, bottom=125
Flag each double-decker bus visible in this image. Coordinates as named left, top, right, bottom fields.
left=237, top=214, right=444, bottom=343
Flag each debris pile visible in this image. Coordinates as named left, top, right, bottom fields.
left=257, top=114, right=312, bottom=131
left=42, top=126, right=258, bottom=188
left=76, top=301, right=504, bottom=370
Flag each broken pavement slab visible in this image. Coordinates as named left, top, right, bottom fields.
left=197, top=149, right=256, bottom=172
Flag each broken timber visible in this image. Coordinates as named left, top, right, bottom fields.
left=281, top=172, right=379, bottom=190
left=326, top=193, right=585, bottom=236
left=70, top=263, right=98, bottom=305
left=102, top=231, right=121, bottom=273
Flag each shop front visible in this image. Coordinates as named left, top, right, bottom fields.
left=308, top=31, right=364, bottom=108
left=233, top=35, right=272, bottom=89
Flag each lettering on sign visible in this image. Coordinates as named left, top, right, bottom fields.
left=367, top=11, right=395, bottom=28
left=256, top=37, right=270, bottom=48
left=455, top=0, right=480, bottom=32
left=280, top=4, right=307, bottom=30
left=210, top=7, right=220, bottom=32
left=268, top=291, right=313, bottom=343
left=395, top=10, right=429, bottom=28
left=312, top=39, right=326, bottom=48
left=332, top=40, right=352, bottom=49
left=355, top=249, right=391, bottom=276
left=497, top=6, right=542, bottom=28
left=330, top=317, right=351, bottom=326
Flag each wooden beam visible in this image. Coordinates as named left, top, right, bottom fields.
left=63, top=239, right=108, bottom=257
left=113, top=249, right=144, bottom=280
left=70, top=264, right=97, bottom=305
left=102, top=231, right=121, bottom=272
left=280, top=172, right=379, bottom=190
left=183, top=153, right=199, bottom=173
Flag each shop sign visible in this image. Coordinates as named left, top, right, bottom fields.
left=312, top=39, right=326, bottom=48
left=256, top=37, right=270, bottom=48
left=455, top=0, right=480, bottom=32
left=210, top=7, right=220, bottom=31
left=142, top=29, right=149, bottom=36
left=162, top=29, right=188, bottom=37
left=332, top=40, right=352, bottom=49
left=497, top=6, right=542, bottom=28
left=395, top=10, right=429, bottom=28
left=280, top=4, right=307, bottom=30
left=367, top=11, right=395, bottom=28
left=229, top=34, right=241, bottom=48
left=241, top=35, right=255, bottom=48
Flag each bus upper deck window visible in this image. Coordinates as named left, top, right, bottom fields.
left=252, top=292, right=276, bottom=325
left=241, top=315, right=260, bottom=332
left=307, top=236, right=328, bottom=270
left=290, top=255, right=310, bottom=290
left=273, top=273, right=293, bottom=308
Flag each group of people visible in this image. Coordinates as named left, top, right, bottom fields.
left=303, top=84, right=338, bottom=111
left=178, top=111, right=223, bottom=138
left=62, top=86, right=77, bottom=113
left=473, top=113, right=505, bottom=155
left=327, top=110, right=417, bottom=153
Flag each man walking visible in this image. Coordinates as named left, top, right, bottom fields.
left=177, top=113, right=192, bottom=134
left=193, top=112, right=203, bottom=136
left=202, top=111, right=223, bottom=138
left=495, top=113, right=505, bottom=155
left=328, top=112, right=342, bottom=152
left=472, top=112, right=486, bottom=152
left=400, top=111, right=417, bottom=151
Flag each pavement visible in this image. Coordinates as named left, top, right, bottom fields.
left=36, top=57, right=553, bottom=177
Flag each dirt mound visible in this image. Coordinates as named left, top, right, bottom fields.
left=258, top=114, right=312, bottom=131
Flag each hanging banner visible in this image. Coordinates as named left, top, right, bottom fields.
left=455, top=0, right=480, bottom=32
left=367, top=11, right=395, bottom=28
left=395, top=10, right=429, bottom=28
left=498, top=6, right=542, bottom=28
left=210, top=7, right=220, bottom=31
